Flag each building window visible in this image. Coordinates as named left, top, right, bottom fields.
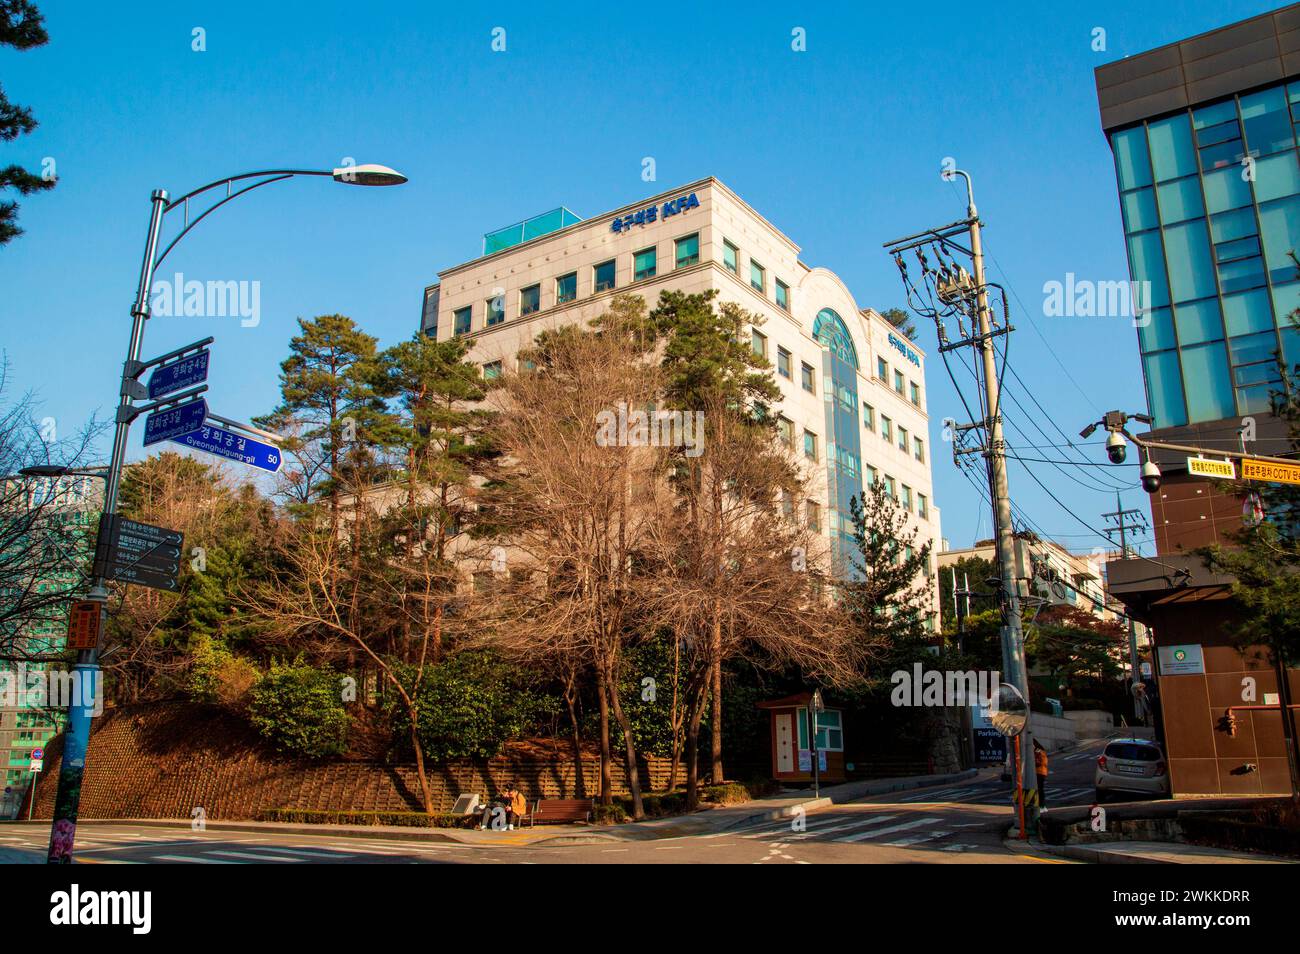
left=798, top=708, right=843, bottom=751
left=803, top=429, right=817, bottom=460
left=885, top=475, right=896, bottom=498
left=806, top=500, right=821, bottom=532
left=453, top=306, right=472, bottom=335
left=483, top=360, right=502, bottom=380
left=881, top=415, right=892, bottom=442
left=863, top=403, right=875, bottom=431
left=914, top=437, right=925, bottom=463
left=675, top=233, right=699, bottom=268
left=867, top=465, right=878, bottom=486
left=486, top=294, right=505, bottom=327
left=750, top=261, right=766, bottom=293
left=777, top=346, right=792, bottom=379
left=894, top=369, right=905, bottom=394
left=902, top=485, right=912, bottom=510
left=910, top=381, right=920, bottom=406
left=751, top=329, right=767, bottom=359
left=723, top=239, right=738, bottom=274
left=594, top=259, right=616, bottom=292
left=777, top=416, right=794, bottom=448
left=520, top=284, right=540, bottom=316
left=634, top=246, right=657, bottom=281
left=877, top=357, right=888, bottom=381
left=918, top=493, right=928, bottom=519
left=801, top=362, right=815, bottom=393
left=898, top=425, right=908, bottom=452
left=781, top=488, right=794, bottom=518
left=775, top=279, right=790, bottom=311
left=556, top=271, right=577, bottom=304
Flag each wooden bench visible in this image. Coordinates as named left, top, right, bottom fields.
left=522, top=798, right=593, bottom=826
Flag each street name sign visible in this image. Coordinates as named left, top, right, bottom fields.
left=143, top=398, right=208, bottom=447
left=1241, top=457, right=1300, bottom=485
left=147, top=349, right=210, bottom=400
left=1187, top=457, right=1235, bottom=480
left=171, top=423, right=282, bottom=473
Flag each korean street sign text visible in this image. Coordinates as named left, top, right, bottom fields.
left=96, top=516, right=183, bottom=592
left=147, top=349, right=210, bottom=400
left=171, top=423, right=282, bottom=473
left=143, top=398, right=208, bottom=446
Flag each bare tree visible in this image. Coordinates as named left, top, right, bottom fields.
left=476, top=297, right=661, bottom=818
left=0, top=360, right=104, bottom=661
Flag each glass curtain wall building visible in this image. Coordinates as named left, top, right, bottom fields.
left=1110, top=81, right=1300, bottom=428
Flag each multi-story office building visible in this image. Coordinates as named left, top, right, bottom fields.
left=419, top=177, right=942, bottom=621
left=1097, top=3, right=1300, bottom=552
left=1096, top=5, right=1300, bottom=796
left=0, top=474, right=97, bottom=817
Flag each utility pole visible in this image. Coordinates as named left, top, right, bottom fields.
left=885, top=168, right=1037, bottom=829
left=1102, top=491, right=1147, bottom=718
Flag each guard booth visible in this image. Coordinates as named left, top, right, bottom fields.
left=757, top=692, right=846, bottom=783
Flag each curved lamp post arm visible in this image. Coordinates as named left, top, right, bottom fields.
left=155, top=172, right=299, bottom=268
left=155, top=163, right=405, bottom=268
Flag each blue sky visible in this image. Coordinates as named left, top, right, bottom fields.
left=0, top=0, right=1282, bottom=555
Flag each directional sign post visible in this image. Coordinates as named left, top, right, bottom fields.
left=143, top=397, right=208, bottom=447
left=171, top=422, right=282, bottom=473
left=92, top=515, right=184, bottom=592
left=148, top=348, right=210, bottom=400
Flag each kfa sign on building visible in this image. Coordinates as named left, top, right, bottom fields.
left=610, top=192, right=700, bottom=233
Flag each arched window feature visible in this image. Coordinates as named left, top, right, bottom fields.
left=813, top=308, right=859, bottom=369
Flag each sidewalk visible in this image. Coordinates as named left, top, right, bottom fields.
left=1017, top=834, right=1297, bottom=864
left=70, top=767, right=980, bottom=848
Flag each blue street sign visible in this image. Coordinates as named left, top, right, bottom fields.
left=171, top=422, right=282, bottom=473
left=143, top=398, right=208, bottom=446
left=148, top=349, right=210, bottom=400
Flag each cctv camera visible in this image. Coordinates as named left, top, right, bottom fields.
left=1141, top=459, right=1162, bottom=494
left=1106, top=431, right=1127, bottom=465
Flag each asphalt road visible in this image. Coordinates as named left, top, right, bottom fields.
left=0, top=739, right=1113, bottom=865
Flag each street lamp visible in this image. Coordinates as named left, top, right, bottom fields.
left=43, top=163, right=406, bottom=864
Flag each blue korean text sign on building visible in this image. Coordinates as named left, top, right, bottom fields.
left=148, top=349, right=210, bottom=400
left=611, top=192, right=699, bottom=233
left=143, top=398, right=208, bottom=446
left=171, top=423, right=282, bottom=473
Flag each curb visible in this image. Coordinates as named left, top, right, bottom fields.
left=53, top=768, right=982, bottom=849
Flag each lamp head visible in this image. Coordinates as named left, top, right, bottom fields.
left=331, top=163, right=407, bottom=186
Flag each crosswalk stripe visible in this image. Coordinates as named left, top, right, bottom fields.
left=884, top=829, right=952, bottom=847
left=250, top=847, right=357, bottom=858
left=833, top=817, right=936, bottom=843
left=798, top=815, right=900, bottom=838
left=205, top=849, right=307, bottom=862
left=151, top=854, right=236, bottom=864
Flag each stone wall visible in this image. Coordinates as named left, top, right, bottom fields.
left=29, top=701, right=686, bottom=820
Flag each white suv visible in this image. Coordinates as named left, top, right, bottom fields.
left=1094, top=738, right=1170, bottom=802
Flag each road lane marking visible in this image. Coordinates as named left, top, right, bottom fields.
left=206, top=850, right=307, bottom=862
left=884, top=829, right=952, bottom=847
left=833, top=817, right=936, bottom=843
left=151, top=854, right=237, bottom=864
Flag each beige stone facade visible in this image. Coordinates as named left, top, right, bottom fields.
left=418, top=177, right=942, bottom=622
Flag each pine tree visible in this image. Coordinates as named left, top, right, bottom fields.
left=0, top=1, right=55, bottom=246
left=841, top=478, right=935, bottom=670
